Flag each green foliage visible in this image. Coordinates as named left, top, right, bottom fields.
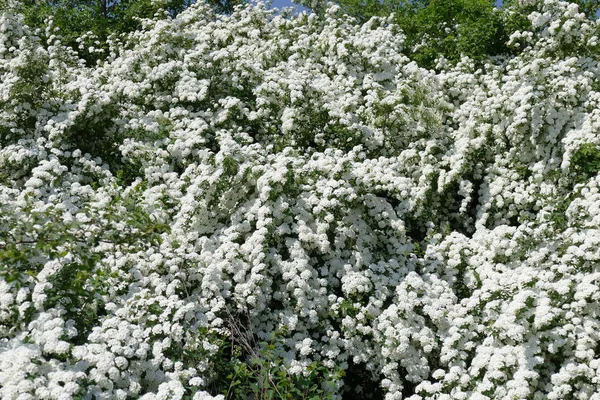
left=542, top=143, right=600, bottom=230
left=0, top=201, right=109, bottom=340
left=575, top=0, right=600, bottom=18
left=403, top=0, right=507, bottom=68
left=209, top=329, right=342, bottom=400
left=15, top=0, right=243, bottom=65
left=320, top=0, right=598, bottom=68
left=0, top=181, right=168, bottom=342
left=64, top=102, right=121, bottom=160
left=311, top=0, right=507, bottom=68
left=503, top=0, right=600, bottom=19
left=571, top=143, right=600, bottom=182
left=161, top=321, right=343, bottom=399
left=44, top=252, right=112, bottom=344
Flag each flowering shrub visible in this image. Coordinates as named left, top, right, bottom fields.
left=1, top=0, right=600, bottom=399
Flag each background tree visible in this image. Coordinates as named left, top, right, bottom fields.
left=305, top=0, right=599, bottom=69
left=503, top=0, right=600, bottom=18
left=298, top=0, right=508, bottom=68
left=10, top=0, right=245, bottom=65
left=401, top=0, right=506, bottom=68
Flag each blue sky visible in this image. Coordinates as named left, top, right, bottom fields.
left=268, top=0, right=308, bottom=13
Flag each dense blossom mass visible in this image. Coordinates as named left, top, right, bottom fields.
left=1, top=0, right=600, bottom=398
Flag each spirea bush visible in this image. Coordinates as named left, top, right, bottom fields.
left=1, top=0, right=600, bottom=399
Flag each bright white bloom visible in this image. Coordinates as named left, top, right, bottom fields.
left=1, top=0, right=600, bottom=399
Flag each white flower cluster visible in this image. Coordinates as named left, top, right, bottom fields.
left=1, top=0, right=600, bottom=399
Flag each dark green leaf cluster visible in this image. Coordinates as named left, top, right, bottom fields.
left=571, top=143, right=600, bottom=183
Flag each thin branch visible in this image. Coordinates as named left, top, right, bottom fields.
left=0, top=237, right=115, bottom=250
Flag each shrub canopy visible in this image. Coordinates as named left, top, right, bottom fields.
left=1, top=1, right=600, bottom=399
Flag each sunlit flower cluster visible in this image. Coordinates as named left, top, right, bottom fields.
left=1, top=0, right=600, bottom=398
